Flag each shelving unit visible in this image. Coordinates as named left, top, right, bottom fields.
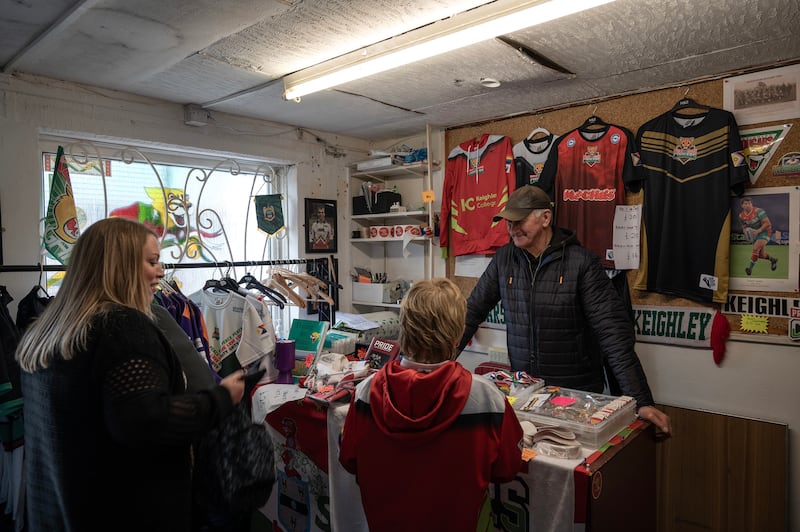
left=347, top=129, right=437, bottom=311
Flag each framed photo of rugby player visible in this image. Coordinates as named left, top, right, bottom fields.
left=729, top=186, right=799, bottom=292
left=304, top=199, right=338, bottom=254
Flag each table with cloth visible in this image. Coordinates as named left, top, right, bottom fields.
left=253, top=395, right=655, bottom=532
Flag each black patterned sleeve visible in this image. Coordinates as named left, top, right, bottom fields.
left=95, top=307, right=233, bottom=450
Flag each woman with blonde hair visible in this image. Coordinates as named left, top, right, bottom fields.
left=17, top=217, right=245, bottom=532
left=339, top=278, right=523, bottom=531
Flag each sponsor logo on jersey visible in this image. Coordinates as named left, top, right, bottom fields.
left=562, top=188, right=616, bottom=201
left=468, top=157, right=485, bottom=177
left=730, top=150, right=747, bottom=167
left=610, top=133, right=621, bottom=144
left=528, top=162, right=545, bottom=184
left=673, top=137, right=697, bottom=164
left=567, top=138, right=576, bottom=148
left=582, top=145, right=601, bottom=167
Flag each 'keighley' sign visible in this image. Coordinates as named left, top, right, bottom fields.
left=633, top=305, right=715, bottom=348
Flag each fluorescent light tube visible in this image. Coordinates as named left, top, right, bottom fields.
left=283, top=0, right=616, bottom=100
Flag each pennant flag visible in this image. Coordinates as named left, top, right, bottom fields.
left=43, top=146, right=80, bottom=264
left=254, top=194, right=285, bottom=236
left=739, top=123, right=792, bottom=184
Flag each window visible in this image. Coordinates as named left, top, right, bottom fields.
left=40, top=137, right=298, bottom=334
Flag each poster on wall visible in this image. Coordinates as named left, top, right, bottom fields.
left=729, top=186, right=799, bottom=292
left=723, top=64, right=800, bottom=126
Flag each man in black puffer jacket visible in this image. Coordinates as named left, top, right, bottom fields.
left=458, top=185, right=671, bottom=436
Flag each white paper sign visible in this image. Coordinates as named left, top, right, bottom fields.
left=612, top=205, right=641, bottom=270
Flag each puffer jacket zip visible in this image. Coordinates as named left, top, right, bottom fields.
left=524, top=238, right=569, bottom=378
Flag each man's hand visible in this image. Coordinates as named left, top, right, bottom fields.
left=637, top=405, right=672, bottom=437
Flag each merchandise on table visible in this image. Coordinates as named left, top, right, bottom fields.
left=479, top=369, right=545, bottom=400
left=514, top=386, right=636, bottom=449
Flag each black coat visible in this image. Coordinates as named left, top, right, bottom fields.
left=22, top=305, right=233, bottom=532
left=459, top=227, right=655, bottom=408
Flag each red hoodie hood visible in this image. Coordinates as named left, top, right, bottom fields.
left=368, top=360, right=472, bottom=442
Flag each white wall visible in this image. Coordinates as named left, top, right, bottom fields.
left=465, top=326, right=800, bottom=529
left=0, top=72, right=370, bottom=314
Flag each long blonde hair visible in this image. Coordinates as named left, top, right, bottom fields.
left=399, top=278, right=466, bottom=364
left=16, top=217, right=157, bottom=372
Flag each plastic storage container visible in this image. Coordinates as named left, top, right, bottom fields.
left=514, top=386, right=636, bottom=450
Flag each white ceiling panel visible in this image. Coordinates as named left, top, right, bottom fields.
left=1, top=0, right=798, bottom=141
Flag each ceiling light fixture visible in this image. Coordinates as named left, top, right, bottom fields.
left=283, top=0, right=616, bottom=101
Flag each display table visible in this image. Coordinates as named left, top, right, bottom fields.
left=255, top=395, right=655, bottom=532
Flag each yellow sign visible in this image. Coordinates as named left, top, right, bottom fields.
left=740, top=314, right=768, bottom=333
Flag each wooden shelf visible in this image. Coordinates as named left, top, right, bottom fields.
left=351, top=237, right=429, bottom=243
left=351, top=300, right=401, bottom=308
left=351, top=210, right=427, bottom=221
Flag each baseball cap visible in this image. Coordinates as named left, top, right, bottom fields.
left=493, top=185, right=553, bottom=222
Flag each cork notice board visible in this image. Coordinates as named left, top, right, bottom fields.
left=444, top=73, right=800, bottom=342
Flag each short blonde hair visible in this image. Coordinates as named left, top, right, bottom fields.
left=16, top=217, right=157, bottom=371
left=399, top=278, right=466, bottom=364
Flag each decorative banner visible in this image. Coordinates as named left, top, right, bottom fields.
left=42, top=146, right=80, bottom=264
left=632, top=305, right=714, bottom=348
left=739, top=124, right=791, bottom=183
left=254, top=194, right=285, bottom=236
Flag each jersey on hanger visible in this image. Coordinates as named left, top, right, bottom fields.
left=538, top=124, right=639, bottom=269
left=513, top=132, right=558, bottom=188
left=439, top=134, right=516, bottom=257
left=634, top=107, right=747, bottom=304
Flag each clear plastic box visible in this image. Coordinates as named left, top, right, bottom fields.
left=513, top=386, right=637, bottom=450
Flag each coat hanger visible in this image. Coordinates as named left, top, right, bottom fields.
left=271, top=267, right=335, bottom=307
left=273, top=267, right=329, bottom=290
left=238, top=271, right=286, bottom=309
left=579, top=106, right=608, bottom=132
left=202, top=277, right=230, bottom=292
left=527, top=127, right=551, bottom=141
left=671, top=89, right=710, bottom=114
left=158, top=278, right=176, bottom=296
left=303, top=280, right=335, bottom=306
left=36, top=262, right=51, bottom=298
left=269, top=275, right=307, bottom=308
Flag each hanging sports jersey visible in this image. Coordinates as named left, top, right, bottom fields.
left=634, top=107, right=747, bottom=304
left=538, top=123, right=639, bottom=269
left=513, top=131, right=558, bottom=188
left=439, top=134, right=516, bottom=257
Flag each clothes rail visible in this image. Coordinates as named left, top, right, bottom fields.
left=0, top=259, right=310, bottom=273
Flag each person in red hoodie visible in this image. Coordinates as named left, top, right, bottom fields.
left=338, top=278, right=523, bottom=531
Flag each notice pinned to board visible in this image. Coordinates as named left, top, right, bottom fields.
left=612, top=205, right=642, bottom=270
